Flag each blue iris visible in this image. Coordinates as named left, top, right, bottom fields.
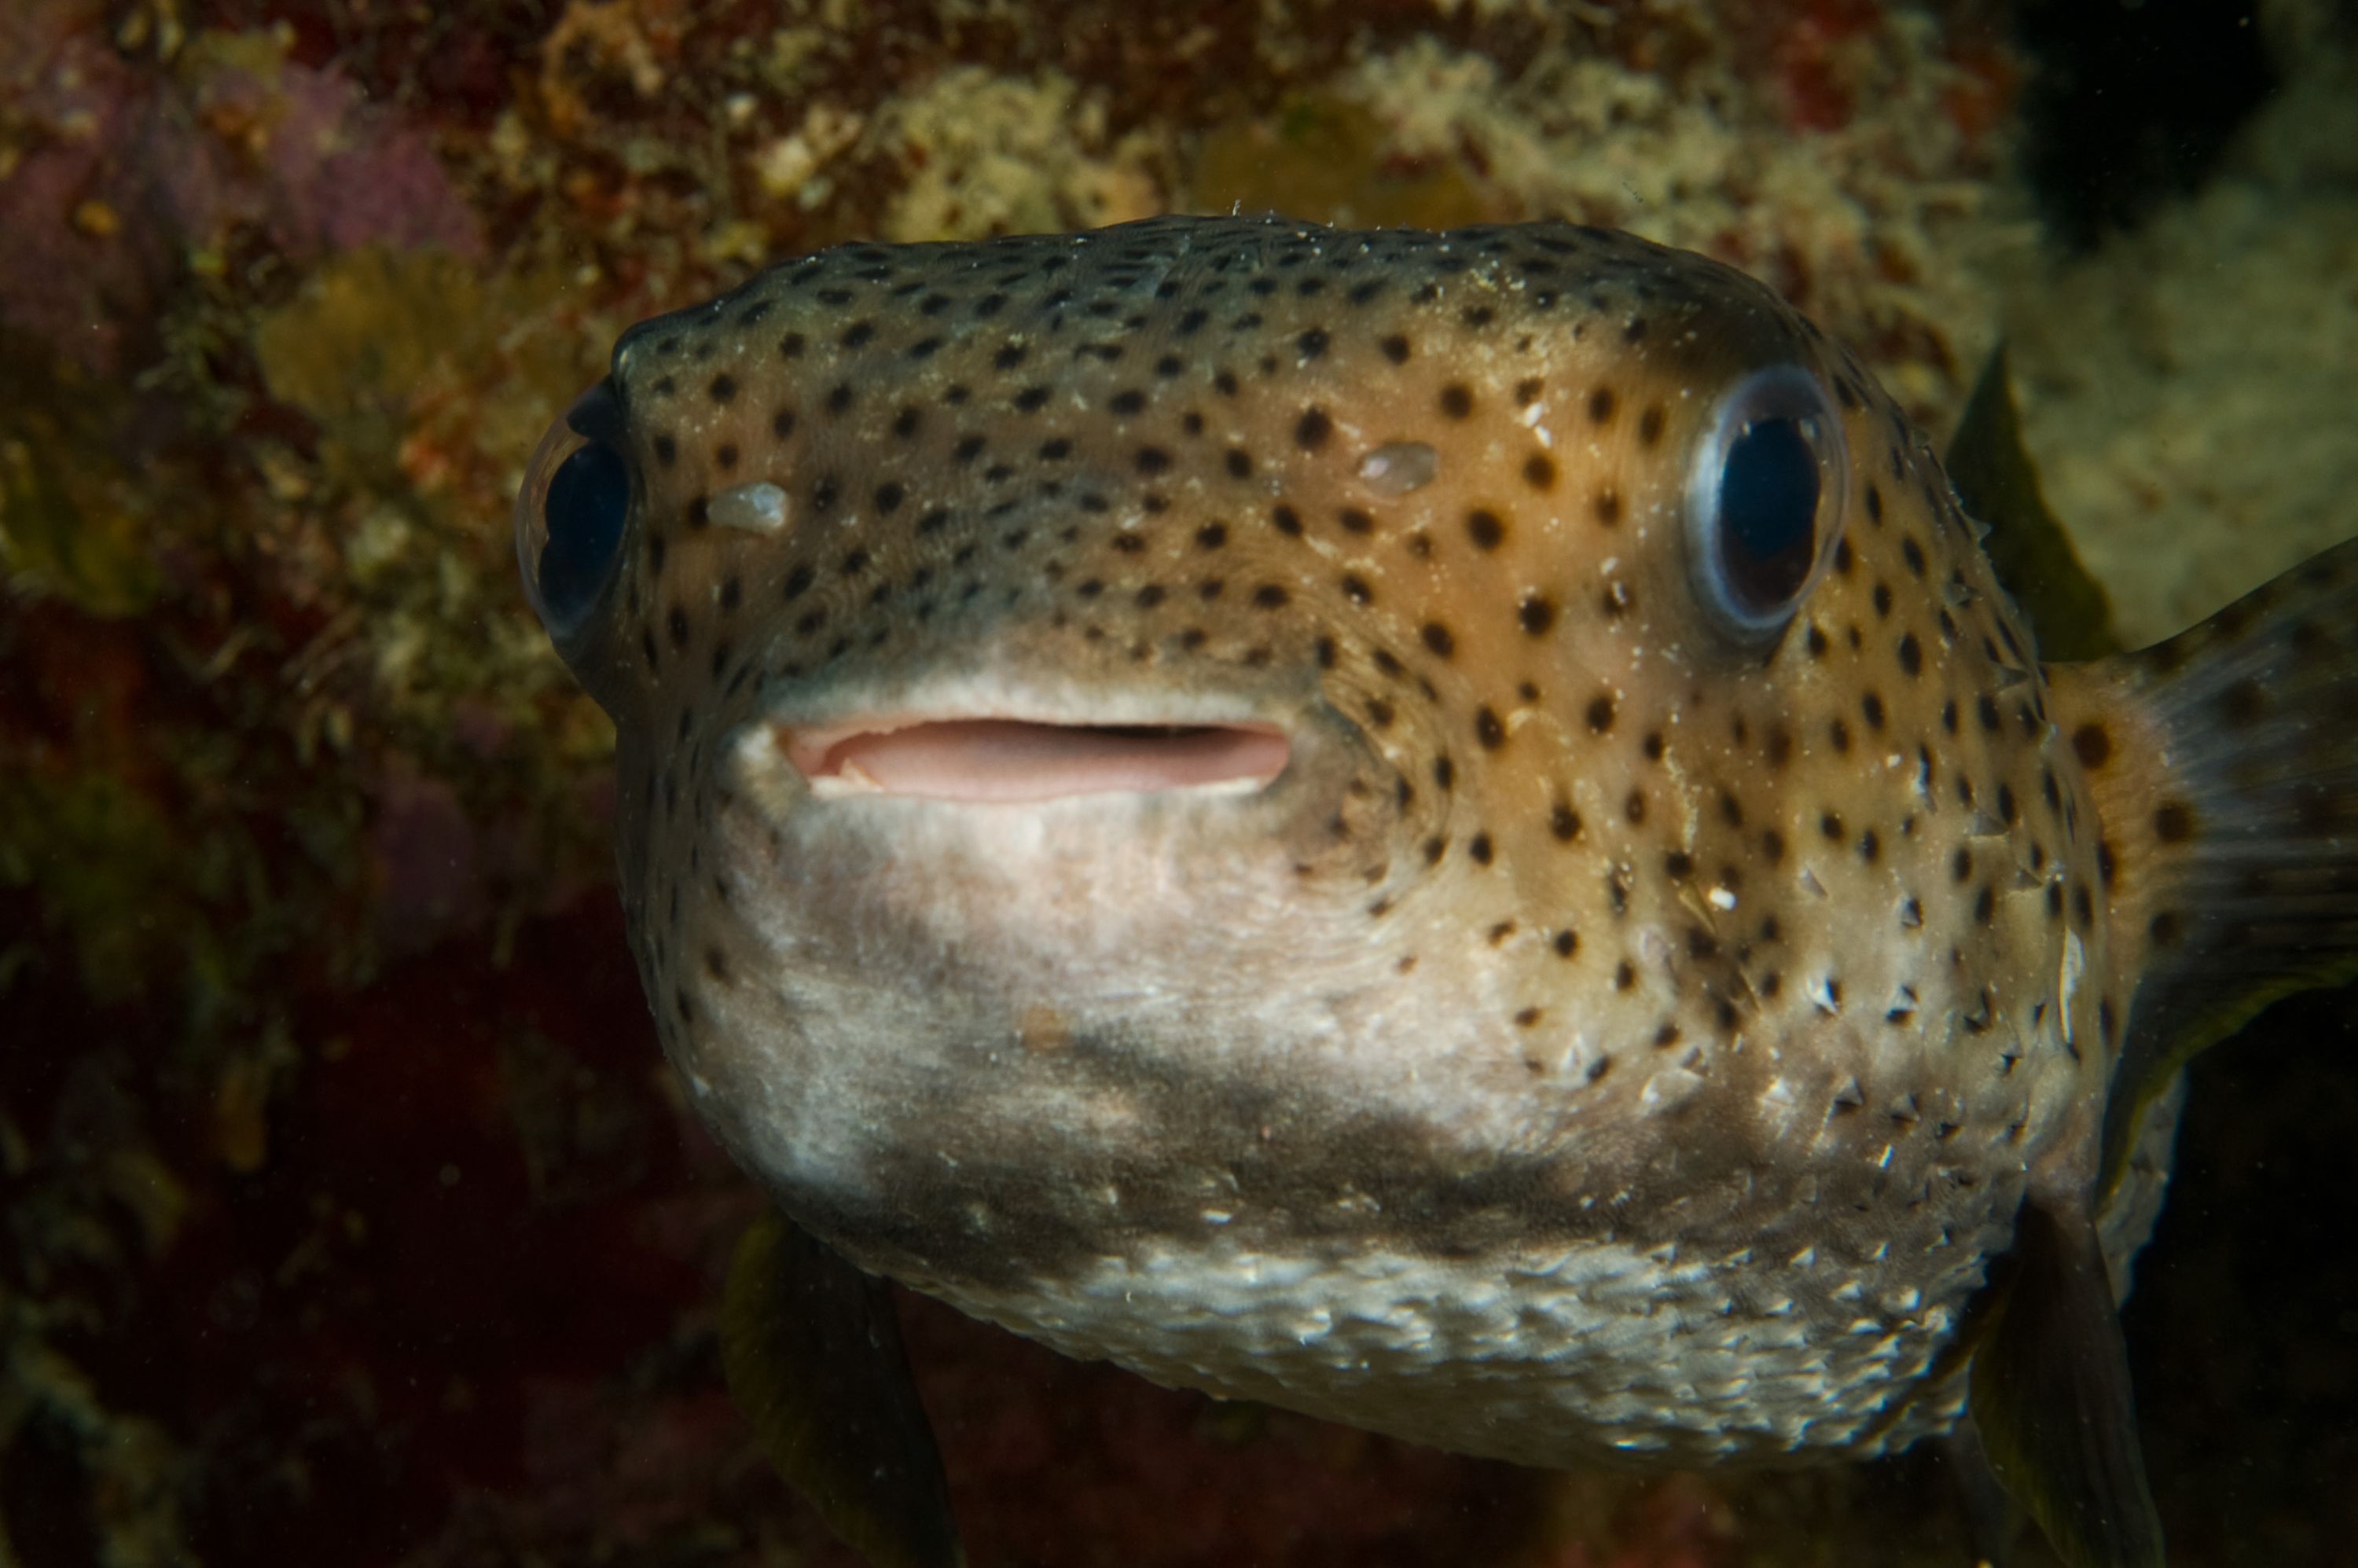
left=1683, top=364, right=1842, bottom=642
left=537, top=440, right=630, bottom=629
left=1716, top=417, right=1821, bottom=612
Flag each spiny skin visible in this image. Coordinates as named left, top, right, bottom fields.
left=531, top=217, right=2160, bottom=1468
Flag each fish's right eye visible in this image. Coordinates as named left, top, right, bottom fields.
left=516, top=381, right=633, bottom=639
left=1681, top=365, right=1849, bottom=645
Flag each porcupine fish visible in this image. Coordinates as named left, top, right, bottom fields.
left=515, top=215, right=2358, bottom=1568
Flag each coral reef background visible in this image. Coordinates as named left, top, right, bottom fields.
left=2, top=0, right=2352, bottom=1563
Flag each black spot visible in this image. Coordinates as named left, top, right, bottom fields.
left=1466, top=509, right=1505, bottom=550
left=1522, top=454, right=1556, bottom=491
left=1421, top=622, right=1456, bottom=658
left=1637, top=406, right=1666, bottom=445
left=1587, top=387, right=1616, bottom=424
left=1519, top=595, right=1555, bottom=636
left=1475, top=707, right=1505, bottom=749
left=2154, top=801, right=2195, bottom=843
left=2220, top=678, right=2266, bottom=728
left=1585, top=695, right=1615, bottom=733
left=2072, top=722, right=2112, bottom=769
left=1379, top=335, right=1410, bottom=364
left=1298, top=328, right=1331, bottom=360
left=1295, top=408, right=1334, bottom=450
left=1438, top=384, right=1474, bottom=419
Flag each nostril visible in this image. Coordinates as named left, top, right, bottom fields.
left=782, top=718, right=1291, bottom=802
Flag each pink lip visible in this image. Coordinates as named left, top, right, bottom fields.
left=781, top=718, right=1292, bottom=803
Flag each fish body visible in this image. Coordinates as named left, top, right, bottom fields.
left=517, top=215, right=2358, bottom=1566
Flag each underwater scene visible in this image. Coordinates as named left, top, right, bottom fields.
left=5, top=0, right=2357, bottom=1564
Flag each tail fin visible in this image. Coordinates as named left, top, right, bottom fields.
left=2048, top=536, right=2358, bottom=1191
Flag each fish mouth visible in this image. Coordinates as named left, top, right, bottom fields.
left=780, top=717, right=1293, bottom=803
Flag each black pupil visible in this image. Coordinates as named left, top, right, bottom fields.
left=538, top=441, right=629, bottom=623
left=1716, top=416, right=1820, bottom=611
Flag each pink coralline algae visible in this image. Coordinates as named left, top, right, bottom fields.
left=0, top=3, right=479, bottom=376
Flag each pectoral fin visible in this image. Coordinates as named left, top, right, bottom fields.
left=1967, top=1196, right=2163, bottom=1568
left=1942, top=344, right=2118, bottom=661
left=722, top=1210, right=964, bottom=1568
left=1940, top=1418, right=2022, bottom=1568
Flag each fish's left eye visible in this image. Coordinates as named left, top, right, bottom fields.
left=516, top=380, right=634, bottom=641
left=1683, top=365, right=1848, bottom=643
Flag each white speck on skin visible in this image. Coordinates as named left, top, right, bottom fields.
left=1358, top=441, right=1439, bottom=494
left=710, top=480, right=790, bottom=533
left=2058, top=931, right=2085, bottom=1048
